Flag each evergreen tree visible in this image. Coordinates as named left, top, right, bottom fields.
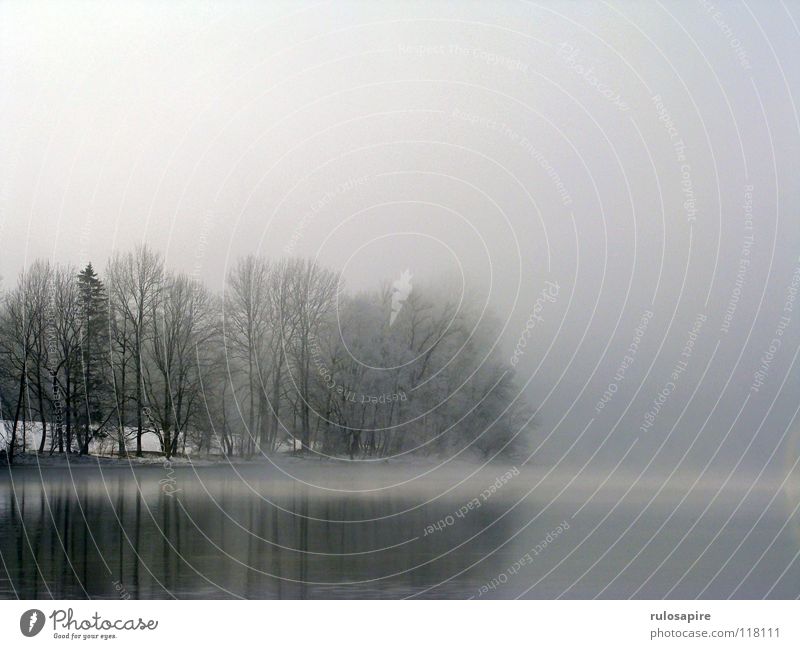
left=77, top=262, right=109, bottom=454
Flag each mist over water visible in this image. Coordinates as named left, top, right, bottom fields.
left=2, top=462, right=799, bottom=599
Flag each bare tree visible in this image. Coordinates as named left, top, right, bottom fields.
left=1, top=251, right=531, bottom=462
left=107, top=288, right=132, bottom=455
left=224, top=256, right=270, bottom=456
left=145, top=273, right=217, bottom=458
left=107, top=246, right=164, bottom=456
left=23, top=261, right=54, bottom=454
left=261, top=260, right=300, bottom=452
left=0, top=266, right=44, bottom=460
left=285, top=259, right=339, bottom=454
left=51, top=264, right=81, bottom=453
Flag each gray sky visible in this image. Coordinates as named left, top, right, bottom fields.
left=1, top=0, right=799, bottom=472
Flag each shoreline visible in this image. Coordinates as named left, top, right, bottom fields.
left=1, top=450, right=498, bottom=470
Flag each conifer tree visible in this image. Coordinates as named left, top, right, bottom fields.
left=77, top=262, right=109, bottom=454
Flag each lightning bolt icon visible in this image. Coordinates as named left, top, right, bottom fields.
left=28, top=612, right=38, bottom=632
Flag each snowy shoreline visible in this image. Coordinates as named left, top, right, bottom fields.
left=1, top=450, right=493, bottom=470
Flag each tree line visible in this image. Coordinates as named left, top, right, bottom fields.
left=0, top=247, right=531, bottom=464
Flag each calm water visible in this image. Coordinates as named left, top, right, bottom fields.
left=1, top=461, right=798, bottom=599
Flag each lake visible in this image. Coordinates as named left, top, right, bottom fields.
left=1, top=460, right=798, bottom=598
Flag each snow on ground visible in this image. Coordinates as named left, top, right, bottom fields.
left=1, top=420, right=166, bottom=455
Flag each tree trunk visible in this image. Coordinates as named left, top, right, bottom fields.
left=300, top=341, right=311, bottom=453
left=269, top=363, right=281, bottom=452
left=135, top=343, right=143, bottom=457
left=84, top=321, right=92, bottom=448
left=21, top=387, right=27, bottom=453
left=248, top=346, right=255, bottom=458
left=55, top=371, right=63, bottom=453
left=117, top=347, right=128, bottom=456
left=63, top=370, right=72, bottom=453
left=36, top=370, right=47, bottom=453
left=8, top=366, right=27, bottom=464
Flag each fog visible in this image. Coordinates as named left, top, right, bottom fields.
left=1, top=0, right=799, bottom=474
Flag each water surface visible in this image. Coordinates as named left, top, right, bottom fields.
left=1, top=461, right=798, bottom=598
